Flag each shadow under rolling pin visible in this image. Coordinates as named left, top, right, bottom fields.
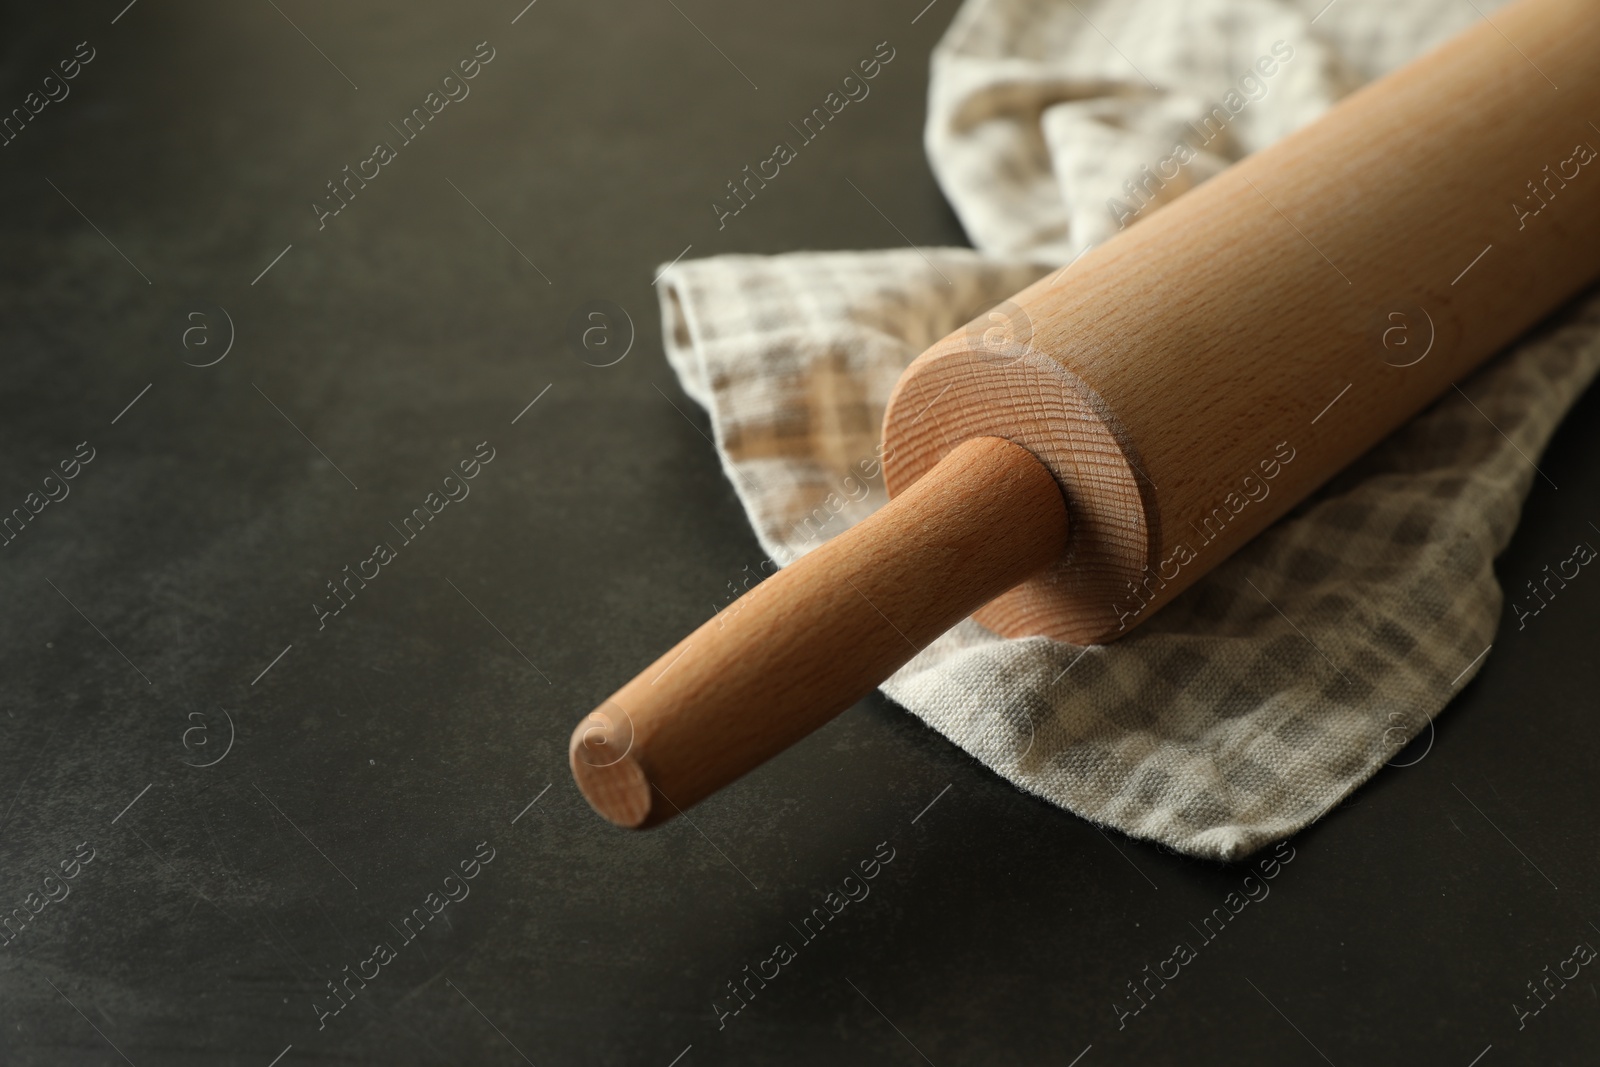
left=571, top=0, right=1600, bottom=828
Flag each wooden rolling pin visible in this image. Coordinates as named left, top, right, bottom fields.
left=572, top=0, right=1600, bottom=828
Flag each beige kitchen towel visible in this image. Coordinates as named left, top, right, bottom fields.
left=656, top=0, right=1600, bottom=860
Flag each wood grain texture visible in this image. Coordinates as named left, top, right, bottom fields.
left=884, top=0, right=1600, bottom=643
left=570, top=436, right=1068, bottom=827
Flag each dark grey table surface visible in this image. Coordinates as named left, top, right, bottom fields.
left=2, top=2, right=1598, bottom=1065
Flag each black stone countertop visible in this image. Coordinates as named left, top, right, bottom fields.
left=2, top=2, right=1597, bottom=1064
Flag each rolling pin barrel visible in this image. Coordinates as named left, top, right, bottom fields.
left=886, top=0, right=1600, bottom=645
left=572, top=0, right=1600, bottom=827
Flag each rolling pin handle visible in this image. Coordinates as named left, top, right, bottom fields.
left=569, top=435, right=1069, bottom=828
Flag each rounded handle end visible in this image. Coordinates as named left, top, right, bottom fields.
left=569, top=702, right=656, bottom=829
